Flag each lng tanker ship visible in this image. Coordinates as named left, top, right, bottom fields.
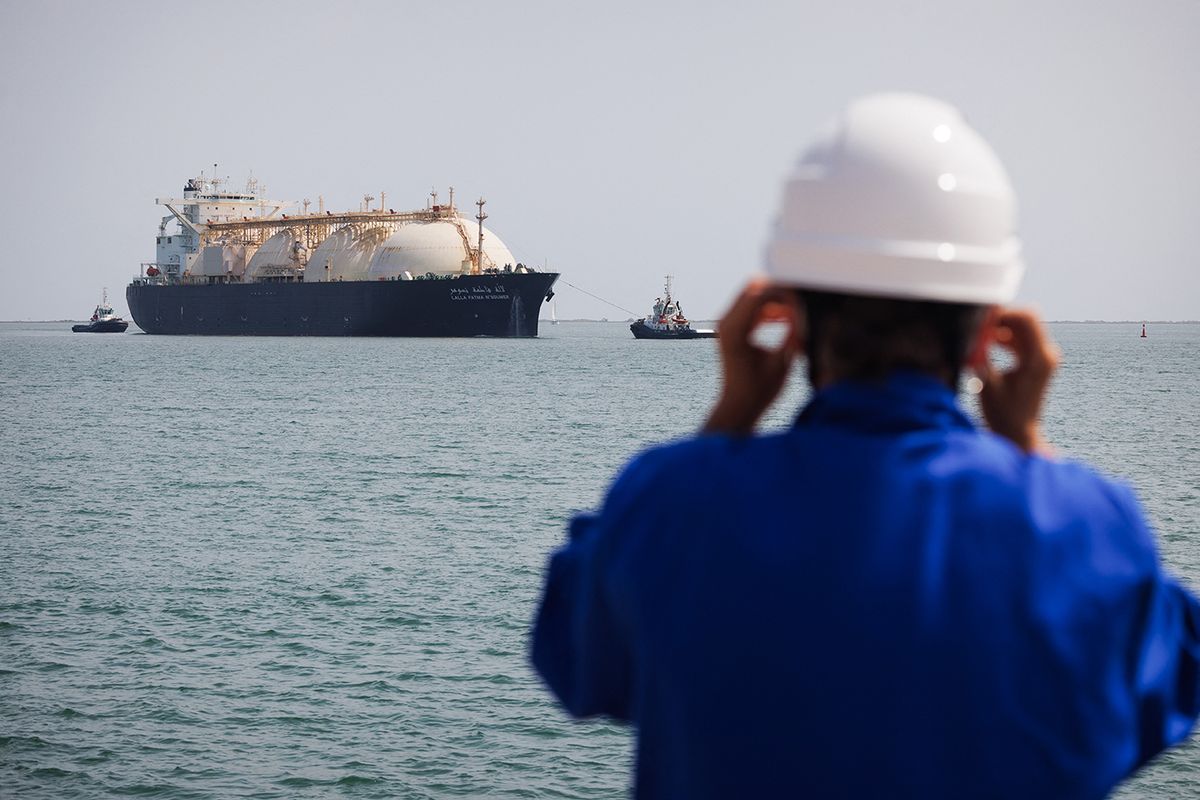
left=126, top=174, right=557, bottom=336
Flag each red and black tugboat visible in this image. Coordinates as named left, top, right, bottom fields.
left=630, top=276, right=715, bottom=340
left=72, top=289, right=129, bottom=333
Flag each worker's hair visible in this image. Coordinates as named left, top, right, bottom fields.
left=797, top=290, right=987, bottom=389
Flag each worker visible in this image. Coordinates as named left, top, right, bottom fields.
left=530, top=94, right=1200, bottom=798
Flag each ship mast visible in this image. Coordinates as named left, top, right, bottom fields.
left=475, top=197, right=488, bottom=275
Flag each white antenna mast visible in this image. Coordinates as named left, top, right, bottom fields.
left=475, top=197, right=488, bottom=274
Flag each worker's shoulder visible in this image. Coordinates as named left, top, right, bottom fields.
left=609, top=429, right=793, bottom=497
left=946, top=430, right=1151, bottom=548
left=615, top=427, right=1145, bottom=521
left=634, top=429, right=784, bottom=464
left=962, top=431, right=1138, bottom=508
left=1033, top=454, right=1147, bottom=531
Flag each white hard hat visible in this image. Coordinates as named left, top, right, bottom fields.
left=765, top=93, right=1023, bottom=304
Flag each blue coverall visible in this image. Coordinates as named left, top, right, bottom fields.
left=531, top=373, right=1200, bottom=798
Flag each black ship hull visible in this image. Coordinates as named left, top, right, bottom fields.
left=629, top=320, right=716, bottom=339
left=127, top=273, right=558, bottom=337
left=72, top=320, right=129, bottom=333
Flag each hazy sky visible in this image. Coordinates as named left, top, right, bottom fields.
left=1, top=0, right=1196, bottom=321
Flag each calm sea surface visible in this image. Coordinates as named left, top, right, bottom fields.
left=2, top=320, right=1198, bottom=798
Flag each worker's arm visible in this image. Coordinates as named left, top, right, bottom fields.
left=530, top=513, right=634, bottom=721
left=531, top=451, right=673, bottom=721
left=1129, top=575, right=1200, bottom=761
left=1109, top=487, right=1200, bottom=762
left=977, top=308, right=1059, bottom=456
left=703, top=280, right=801, bottom=435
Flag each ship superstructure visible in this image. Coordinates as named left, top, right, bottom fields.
left=128, top=172, right=557, bottom=337
left=143, top=173, right=517, bottom=284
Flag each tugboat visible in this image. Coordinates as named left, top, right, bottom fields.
left=72, top=289, right=130, bottom=333
left=630, top=276, right=716, bottom=339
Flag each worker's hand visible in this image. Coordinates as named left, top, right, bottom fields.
left=703, top=280, right=801, bottom=435
left=977, top=308, right=1058, bottom=455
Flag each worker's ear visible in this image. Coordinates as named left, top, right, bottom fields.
left=964, top=305, right=1002, bottom=370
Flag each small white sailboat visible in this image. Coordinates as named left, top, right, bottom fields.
left=550, top=301, right=559, bottom=325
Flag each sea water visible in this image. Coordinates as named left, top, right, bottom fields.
left=1, top=321, right=1197, bottom=798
